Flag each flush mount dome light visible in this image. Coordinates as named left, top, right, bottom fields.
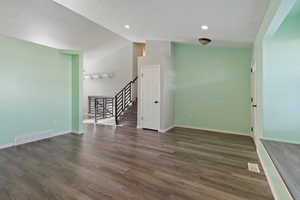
left=198, top=38, right=212, bottom=45
left=124, top=25, right=130, bottom=29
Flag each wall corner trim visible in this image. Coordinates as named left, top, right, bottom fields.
left=262, top=137, right=300, bottom=145
left=256, top=139, right=293, bottom=200
left=159, top=125, right=175, bottom=133
left=174, top=125, right=250, bottom=137
left=0, top=143, right=15, bottom=150
left=0, top=131, right=72, bottom=151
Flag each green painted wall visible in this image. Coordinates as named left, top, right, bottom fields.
left=0, top=35, right=81, bottom=146
left=264, top=13, right=300, bottom=143
left=72, top=55, right=80, bottom=132
left=174, top=43, right=252, bottom=134
left=252, top=0, right=298, bottom=199
left=253, top=0, right=284, bottom=139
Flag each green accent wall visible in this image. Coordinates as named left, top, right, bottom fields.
left=252, top=0, right=286, bottom=140
left=253, top=0, right=298, bottom=199
left=264, top=12, right=300, bottom=143
left=174, top=43, right=252, bottom=134
left=0, top=35, right=82, bottom=146
left=71, top=54, right=82, bottom=132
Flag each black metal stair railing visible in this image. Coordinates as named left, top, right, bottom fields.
left=88, top=77, right=137, bottom=125
left=114, top=77, right=138, bottom=125
left=88, top=96, right=114, bottom=123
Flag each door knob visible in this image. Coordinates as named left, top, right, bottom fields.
left=154, top=101, right=159, bottom=104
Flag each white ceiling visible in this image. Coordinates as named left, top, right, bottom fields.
left=0, top=0, right=129, bottom=55
left=52, top=0, right=270, bottom=47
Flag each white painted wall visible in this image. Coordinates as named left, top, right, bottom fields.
left=83, top=43, right=134, bottom=114
left=138, top=41, right=175, bottom=131
left=133, top=43, right=145, bottom=78
left=132, top=43, right=145, bottom=100
left=161, top=42, right=176, bottom=131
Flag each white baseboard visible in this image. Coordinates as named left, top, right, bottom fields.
left=71, top=131, right=84, bottom=135
left=0, top=143, right=15, bottom=150
left=174, top=125, right=250, bottom=137
left=0, top=130, right=72, bottom=151
left=159, top=125, right=175, bottom=133
left=256, top=140, right=293, bottom=200
left=262, top=137, right=300, bottom=145
left=15, top=130, right=71, bottom=146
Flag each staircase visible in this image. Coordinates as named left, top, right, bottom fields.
left=117, top=101, right=137, bottom=127
left=88, top=77, right=138, bottom=125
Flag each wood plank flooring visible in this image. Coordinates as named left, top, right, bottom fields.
left=0, top=125, right=274, bottom=200
left=263, top=139, right=300, bottom=200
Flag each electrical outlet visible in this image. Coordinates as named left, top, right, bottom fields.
left=248, top=162, right=260, bottom=173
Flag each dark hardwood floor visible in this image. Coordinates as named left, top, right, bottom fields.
left=0, top=125, right=274, bottom=200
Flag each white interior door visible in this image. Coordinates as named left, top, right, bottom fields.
left=251, top=60, right=257, bottom=137
left=141, top=66, right=160, bottom=130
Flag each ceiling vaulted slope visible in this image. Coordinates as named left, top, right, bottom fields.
left=52, top=0, right=270, bottom=47
left=0, top=0, right=129, bottom=55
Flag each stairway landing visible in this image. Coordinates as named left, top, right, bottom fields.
left=117, top=102, right=137, bottom=128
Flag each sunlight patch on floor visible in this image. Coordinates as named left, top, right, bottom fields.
left=83, top=118, right=124, bottom=126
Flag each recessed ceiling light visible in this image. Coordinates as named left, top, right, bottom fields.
left=201, top=25, right=208, bottom=30
left=124, top=25, right=130, bottom=29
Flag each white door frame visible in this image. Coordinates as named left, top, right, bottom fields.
left=140, top=65, right=161, bottom=130
left=251, top=60, right=257, bottom=137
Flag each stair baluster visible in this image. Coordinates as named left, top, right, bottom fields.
left=89, top=77, right=137, bottom=125
left=114, top=77, right=137, bottom=125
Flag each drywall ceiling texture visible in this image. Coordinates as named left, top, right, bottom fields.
left=0, top=0, right=135, bottom=115
left=0, top=0, right=129, bottom=53
left=0, top=0, right=133, bottom=76
left=52, top=0, right=270, bottom=47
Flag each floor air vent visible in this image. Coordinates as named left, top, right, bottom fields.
left=248, top=162, right=260, bottom=173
